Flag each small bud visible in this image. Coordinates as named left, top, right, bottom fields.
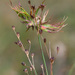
left=14, top=41, right=22, bottom=47
left=31, top=6, right=35, bottom=10
left=14, top=42, right=18, bottom=45
left=39, top=29, right=43, bottom=34
left=40, top=64, right=43, bottom=69
left=25, top=49, right=29, bottom=56
left=30, top=15, right=35, bottom=19
left=17, top=41, right=22, bottom=47
left=30, top=66, right=33, bottom=71
left=9, top=0, right=12, bottom=6
left=32, top=26, right=34, bottom=30
left=31, top=53, right=34, bottom=58
left=18, top=43, right=22, bottom=47
left=16, top=32, right=20, bottom=39
left=27, top=39, right=31, bottom=44
left=12, top=26, right=15, bottom=31
left=50, top=57, right=54, bottom=64
left=44, top=38, right=46, bottom=43
left=28, top=0, right=31, bottom=4
left=39, top=4, right=45, bottom=11
left=21, top=62, right=26, bottom=66
left=23, top=69, right=28, bottom=73
left=57, top=46, right=59, bottom=54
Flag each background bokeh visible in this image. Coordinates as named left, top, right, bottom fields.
left=0, top=0, right=75, bottom=75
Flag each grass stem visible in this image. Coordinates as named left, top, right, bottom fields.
left=38, top=34, right=48, bottom=75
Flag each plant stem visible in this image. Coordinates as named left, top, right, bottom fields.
left=41, top=35, right=49, bottom=58
left=50, top=63, right=53, bottom=75
left=68, top=63, right=75, bottom=75
left=27, top=55, right=38, bottom=75
left=13, top=29, right=37, bottom=75
left=38, top=34, right=48, bottom=75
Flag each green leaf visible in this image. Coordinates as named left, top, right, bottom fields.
left=20, top=7, right=30, bottom=17
left=41, top=24, right=58, bottom=29
left=41, top=23, right=66, bottom=33
left=12, top=6, right=30, bottom=20
left=35, top=8, right=40, bottom=16
left=60, top=17, right=68, bottom=26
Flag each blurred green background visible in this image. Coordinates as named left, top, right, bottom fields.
left=0, top=0, right=75, bottom=75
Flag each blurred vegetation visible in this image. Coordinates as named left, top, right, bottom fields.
left=0, top=0, right=75, bottom=75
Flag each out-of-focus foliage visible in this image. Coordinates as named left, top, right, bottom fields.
left=0, top=0, right=75, bottom=75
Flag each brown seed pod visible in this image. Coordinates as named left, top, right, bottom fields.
left=28, top=0, right=31, bottom=4
left=21, top=62, right=26, bottom=66
left=50, top=57, right=54, bottom=64
left=44, top=38, right=46, bottom=43
left=16, top=32, right=20, bottom=39
left=27, top=39, right=31, bottom=44
left=23, top=69, right=28, bottom=73
left=39, top=29, right=43, bottom=34
left=12, top=26, right=15, bottom=30
left=31, top=53, right=34, bottom=58
left=57, top=46, right=59, bottom=54
left=25, top=49, right=29, bottom=56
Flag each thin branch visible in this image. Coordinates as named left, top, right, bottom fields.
left=38, top=34, right=49, bottom=75
left=41, top=35, right=49, bottom=58
left=12, top=27, right=38, bottom=75
left=49, top=42, right=51, bottom=59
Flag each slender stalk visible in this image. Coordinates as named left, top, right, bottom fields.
left=32, top=56, right=34, bottom=67
left=13, top=29, right=37, bottom=75
left=42, top=68, right=45, bottom=75
left=13, top=29, right=25, bottom=52
left=29, top=43, right=31, bottom=53
left=41, top=35, right=49, bottom=58
left=27, top=71, right=29, bottom=75
left=49, top=42, right=53, bottom=75
left=68, top=63, right=75, bottom=75
left=41, top=64, right=45, bottom=75
left=50, top=63, right=53, bottom=75
left=38, top=34, right=48, bottom=75
left=27, top=55, right=37, bottom=75
left=49, top=42, right=51, bottom=59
